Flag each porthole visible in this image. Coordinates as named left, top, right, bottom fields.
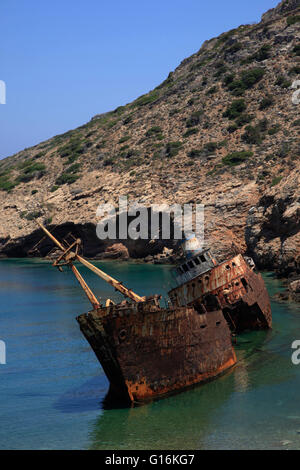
left=119, top=329, right=127, bottom=341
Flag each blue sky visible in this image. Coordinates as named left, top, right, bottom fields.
left=0, top=0, right=279, bottom=159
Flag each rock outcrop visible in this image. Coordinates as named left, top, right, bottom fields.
left=289, top=279, right=300, bottom=301
left=262, top=0, right=300, bottom=22
left=246, top=169, right=300, bottom=276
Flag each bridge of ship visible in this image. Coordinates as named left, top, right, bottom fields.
left=168, top=254, right=250, bottom=308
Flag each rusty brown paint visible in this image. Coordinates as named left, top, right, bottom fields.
left=168, top=254, right=271, bottom=333
left=124, top=356, right=236, bottom=402
left=77, top=300, right=237, bottom=402
left=37, top=223, right=271, bottom=403
left=70, top=264, right=100, bottom=309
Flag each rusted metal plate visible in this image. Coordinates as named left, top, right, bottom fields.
left=77, top=301, right=236, bottom=402
left=168, top=254, right=272, bottom=332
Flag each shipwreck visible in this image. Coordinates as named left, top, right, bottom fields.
left=37, top=223, right=271, bottom=403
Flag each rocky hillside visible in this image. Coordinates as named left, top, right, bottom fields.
left=0, top=0, right=299, bottom=273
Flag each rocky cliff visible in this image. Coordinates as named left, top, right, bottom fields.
left=0, top=0, right=299, bottom=271
left=246, top=168, right=300, bottom=276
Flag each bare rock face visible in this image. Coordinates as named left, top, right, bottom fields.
left=246, top=169, right=300, bottom=276
left=262, top=0, right=300, bottom=22
left=287, top=279, right=300, bottom=301
left=290, top=279, right=300, bottom=292
left=99, top=243, right=129, bottom=260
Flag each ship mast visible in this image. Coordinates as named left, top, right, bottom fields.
left=37, top=222, right=146, bottom=305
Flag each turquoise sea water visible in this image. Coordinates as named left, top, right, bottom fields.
left=0, top=258, right=300, bottom=450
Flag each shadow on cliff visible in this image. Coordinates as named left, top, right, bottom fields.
left=1, top=217, right=180, bottom=259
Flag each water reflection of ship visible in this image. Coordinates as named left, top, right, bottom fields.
left=233, top=333, right=295, bottom=394
left=90, top=370, right=236, bottom=450
left=89, top=329, right=295, bottom=450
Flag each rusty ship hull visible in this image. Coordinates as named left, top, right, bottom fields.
left=77, top=301, right=236, bottom=403
left=169, top=254, right=271, bottom=333
left=36, top=224, right=271, bottom=405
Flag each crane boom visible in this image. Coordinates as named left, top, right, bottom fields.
left=37, top=222, right=146, bottom=303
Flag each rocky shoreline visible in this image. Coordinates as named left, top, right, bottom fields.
left=1, top=222, right=299, bottom=302
left=274, top=277, right=300, bottom=302
left=44, top=243, right=178, bottom=265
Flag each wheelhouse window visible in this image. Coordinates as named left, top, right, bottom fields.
left=182, top=264, right=189, bottom=273
left=187, top=261, right=194, bottom=269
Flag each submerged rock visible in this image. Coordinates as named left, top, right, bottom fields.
left=289, top=279, right=300, bottom=302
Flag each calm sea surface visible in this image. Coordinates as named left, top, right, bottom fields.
left=0, top=258, right=300, bottom=450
